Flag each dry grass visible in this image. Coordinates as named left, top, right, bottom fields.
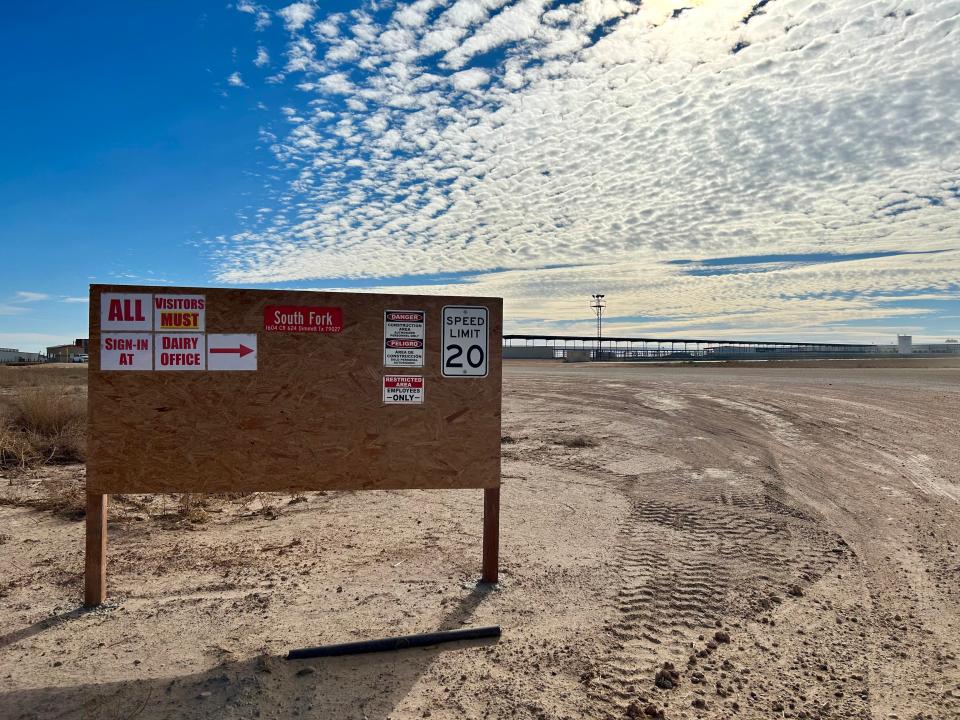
left=0, top=417, right=38, bottom=467
left=35, top=475, right=87, bottom=520
left=0, top=470, right=88, bottom=520
left=177, top=493, right=210, bottom=523
left=0, top=364, right=87, bottom=389
left=0, top=385, right=86, bottom=467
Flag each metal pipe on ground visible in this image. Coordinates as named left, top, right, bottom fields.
left=287, top=625, right=502, bottom=659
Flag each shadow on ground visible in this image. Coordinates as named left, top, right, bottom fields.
left=1, top=585, right=498, bottom=720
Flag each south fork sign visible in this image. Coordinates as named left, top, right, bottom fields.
left=85, top=285, right=503, bottom=607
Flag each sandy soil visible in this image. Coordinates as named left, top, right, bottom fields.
left=1, top=361, right=958, bottom=719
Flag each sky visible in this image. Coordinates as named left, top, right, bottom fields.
left=1, top=0, right=959, bottom=352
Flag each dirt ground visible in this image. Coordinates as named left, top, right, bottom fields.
left=1, top=360, right=959, bottom=720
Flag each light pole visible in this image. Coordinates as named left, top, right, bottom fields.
left=590, top=294, right=605, bottom=357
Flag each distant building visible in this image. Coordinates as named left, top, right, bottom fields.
left=912, top=343, right=960, bottom=354
left=879, top=336, right=960, bottom=355
left=0, top=348, right=45, bottom=364
left=46, top=339, right=89, bottom=363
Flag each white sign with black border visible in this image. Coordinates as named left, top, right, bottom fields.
left=441, top=305, right=488, bottom=377
left=383, top=375, right=424, bottom=404
left=384, top=309, right=425, bottom=368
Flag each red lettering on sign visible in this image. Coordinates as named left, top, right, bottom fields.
left=107, top=298, right=145, bottom=322
left=159, top=311, right=199, bottom=329
left=386, top=312, right=424, bottom=322
left=385, top=339, right=424, bottom=349
left=159, top=352, right=200, bottom=366
left=384, top=376, right=424, bottom=389
left=264, top=306, right=343, bottom=333
left=162, top=336, right=198, bottom=350
left=155, top=297, right=205, bottom=310
left=104, top=338, right=135, bottom=351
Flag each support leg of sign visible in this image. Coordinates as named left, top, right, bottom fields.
left=84, top=493, right=108, bottom=608
left=482, top=487, right=500, bottom=584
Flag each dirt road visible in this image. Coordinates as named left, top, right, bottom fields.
left=1, top=361, right=958, bottom=719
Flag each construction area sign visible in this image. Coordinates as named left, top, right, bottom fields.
left=88, top=285, right=502, bottom=493
left=384, top=310, right=425, bottom=367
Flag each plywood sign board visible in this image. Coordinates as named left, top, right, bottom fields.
left=88, top=285, right=503, bottom=494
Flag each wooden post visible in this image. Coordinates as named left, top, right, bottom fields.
left=84, top=493, right=108, bottom=607
left=482, top=487, right=500, bottom=584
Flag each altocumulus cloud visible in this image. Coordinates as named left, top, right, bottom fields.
left=218, top=0, right=960, bottom=340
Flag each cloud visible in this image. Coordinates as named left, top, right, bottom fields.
left=450, top=67, right=490, bottom=91
left=278, top=2, right=316, bottom=32
left=442, top=0, right=553, bottom=69
left=227, top=71, right=246, bottom=87
left=236, top=1, right=271, bottom=30
left=14, top=291, right=50, bottom=302
left=215, top=0, right=960, bottom=339
left=254, top=46, right=269, bottom=67
left=0, top=290, right=51, bottom=316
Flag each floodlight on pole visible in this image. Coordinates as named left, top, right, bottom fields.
left=590, top=294, right=606, bottom=349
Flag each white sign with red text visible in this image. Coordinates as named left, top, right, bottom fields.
left=154, top=295, right=205, bottom=332
left=384, top=309, right=425, bottom=367
left=155, top=334, right=205, bottom=371
left=207, top=334, right=257, bottom=371
left=101, top=333, right=152, bottom=371
left=383, top=375, right=424, bottom=404
left=101, top=293, right=153, bottom=331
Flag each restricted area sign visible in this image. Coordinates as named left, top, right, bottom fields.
left=383, top=375, right=424, bottom=404
left=442, top=305, right=488, bottom=377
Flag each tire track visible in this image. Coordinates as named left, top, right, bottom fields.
left=591, top=484, right=845, bottom=717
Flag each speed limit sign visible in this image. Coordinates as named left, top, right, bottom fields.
left=442, top=305, right=488, bottom=377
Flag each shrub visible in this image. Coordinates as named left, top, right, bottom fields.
left=37, top=475, right=87, bottom=520
left=178, top=493, right=209, bottom=523
left=0, top=386, right=86, bottom=466
left=0, top=413, right=39, bottom=467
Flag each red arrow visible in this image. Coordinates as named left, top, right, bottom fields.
left=210, top=344, right=254, bottom=358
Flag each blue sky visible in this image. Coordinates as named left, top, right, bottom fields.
left=2, top=0, right=959, bottom=352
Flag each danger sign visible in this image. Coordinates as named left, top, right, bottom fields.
left=442, top=306, right=488, bottom=377
left=384, top=309, right=425, bottom=367
left=154, top=295, right=205, bottom=332
left=383, top=375, right=424, bottom=404
left=264, top=306, right=343, bottom=333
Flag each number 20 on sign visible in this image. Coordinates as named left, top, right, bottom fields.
left=442, top=305, right=488, bottom=377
